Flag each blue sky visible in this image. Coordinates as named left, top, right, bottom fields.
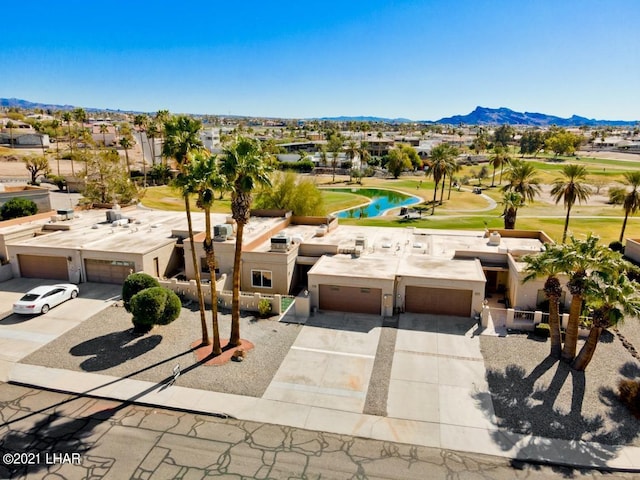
left=2, top=0, right=638, bottom=120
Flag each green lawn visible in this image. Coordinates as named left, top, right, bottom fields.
left=141, top=161, right=640, bottom=245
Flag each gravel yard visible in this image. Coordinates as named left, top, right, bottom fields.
left=479, top=319, right=640, bottom=446
left=21, top=304, right=302, bottom=398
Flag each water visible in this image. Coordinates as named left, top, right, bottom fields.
left=330, top=188, right=420, bottom=218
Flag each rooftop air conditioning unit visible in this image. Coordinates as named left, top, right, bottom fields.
left=214, top=224, right=233, bottom=240
left=315, top=226, right=327, bottom=237
left=355, top=236, right=367, bottom=248
left=270, top=235, right=291, bottom=252
left=57, top=208, right=74, bottom=220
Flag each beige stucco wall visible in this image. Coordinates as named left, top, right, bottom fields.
left=625, top=239, right=640, bottom=264
left=508, top=255, right=572, bottom=311
left=241, top=248, right=298, bottom=295
left=140, top=242, right=180, bottom=278
left=0, top=186, right=51, bottom=213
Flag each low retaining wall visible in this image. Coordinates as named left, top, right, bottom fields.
left=158, top=277, right=289, bottom=315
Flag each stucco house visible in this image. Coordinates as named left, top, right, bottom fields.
left=0, top=204, right=561, bottom=319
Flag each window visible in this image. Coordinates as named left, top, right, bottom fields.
left=251, top=270, right=272, bottom=288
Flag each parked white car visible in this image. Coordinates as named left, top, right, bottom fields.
left=12, top=284, right=79, bottom=315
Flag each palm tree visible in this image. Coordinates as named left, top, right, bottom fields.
left=559, top=234, right=617, bottom=363
left=572, top=264, right=640, bottom=370
left=619, top=171, right=640, bottom=242
left=119, top=136, right=133, bottom=174
left=489, top=146, right=511, bottom=187
left=163, top=115, right=210, bottom=346
left=427, top=144, right=456, bottom=214
left=345, top=140, right=358, bottom=183
left=501, top=159, right=541, bottom=203
left=99, top=124, right=109, bottom=148
left=134, top=114, right=149, bottom=184
left=501, top=191, right=525, bottom=229
left=550, top=164, right=592, bottom=243
left=61, top=112, right=75, bottom=176
left=220, top=137, right=272, bottom=347
left=192, top=152, right=226, bottom=356
left=523, top=245, right=566, bottom=358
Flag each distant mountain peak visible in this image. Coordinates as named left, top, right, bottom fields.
left=435, top=106, right=635, bottom=127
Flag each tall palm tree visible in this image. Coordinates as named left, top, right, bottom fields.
left=345, top=140, right=359, bottom=183
left=501, top=159, right=541, bottom=203
left=163, top=115, right=210, bottom=346
left=427, top=144, right=456, bottom=214
left=134, top=114, right=149, bottom=184
left=119, top=136, right=133, bottom=174
left=99, top=124, right=109, bottom=148
left=489, top=146, right=511, bottom=187
left=523, top=245, right=566, bottom=358
left=220, top=137, right=272, bottom=347
left=573, top=264, right=640, bottom=370
left=192, top=152, right=226, bottom=356
left=559, top=234, right=617, bottom=363
left=501, top=191, right=525, bottom=229
left=550, top=164, right=591, bottom=243
left=61, top=112, right=75, bottom=176
left=619, top=171, right=640, bottom=242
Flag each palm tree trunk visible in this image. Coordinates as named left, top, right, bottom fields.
left=204, top=208, right=221, bottom=356
left=185, top=197, right=210, bottom=346
left=504, top=207, right=517, bottom=229
left=431, top=182, right=438, bottom=215
left=447, top=176, right=453, bottom=200
left=572, top=326, right=602, bottom=371
left=124, top=148, right=131, bottom=174
left=439, top=172, right=446, bottom=204
left=548, top=294, right=562, bottom=358
left=230, top=221, right=244, bottom=347
left=620, top=211, right=629, bottom=242
left=491, top=166, right=496, bottom=187
left=561, top=204, right=572, bottom=243
left=561, top=295, right=582, bottom=362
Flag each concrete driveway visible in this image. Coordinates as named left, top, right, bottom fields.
left=0, top=278, right=121, bottom=380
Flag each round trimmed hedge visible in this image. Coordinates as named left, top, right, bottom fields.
left=122, top=272, right=160, bottom=312
left=130, top=286, right=181, bottom=333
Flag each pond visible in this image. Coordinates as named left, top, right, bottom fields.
left=328, top=188, right=420, bottom=218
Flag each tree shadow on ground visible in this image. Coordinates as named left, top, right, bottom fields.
left=1, top=347, right=213, bottom=477
left=474, top=357, right=640, bottom=475
left=69, top=330, right=162, bottom=371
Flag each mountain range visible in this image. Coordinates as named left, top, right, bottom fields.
left=1, top=98, right=636, bottom=127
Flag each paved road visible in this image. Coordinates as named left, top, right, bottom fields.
left=0, top=383, right=636, bottom=480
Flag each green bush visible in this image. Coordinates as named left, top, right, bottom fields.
left=122, top=272, right=160, bottom=312
left=157, top=289, right=181, bottom=325
left=130, top=287, right=181, bottom=333
left=534, top=323, right=550, bottom=338
left=258, top=298, right=272, bottom=318
left=609, top=240, right=624, bottom=253
left=618, top=379, right=640, bottom=418
left=0, top=197, right=38, bottom=220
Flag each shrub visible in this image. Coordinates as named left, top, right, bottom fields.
left=122, top=272, right=160, bottom=312
left=609, top=240, right=624, bottom=253
left=618, top=379, right=640, bottom=418
left=258, top=298, right=272, bottom=318
left=0, top=197, right=38, bottom=220
left=130, top=287, right=181, bottom=333
left=157, top=289, right=181, bottom=325
left=534, top=323, right=550, bottom=338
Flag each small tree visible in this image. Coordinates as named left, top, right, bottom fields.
left=122, top=272, right=160, bottom=311
left=24, top=155, right=51, bottom=185
left=0, top=198, right=38, bottom=220
left=130, top=287, right=181, bottom=333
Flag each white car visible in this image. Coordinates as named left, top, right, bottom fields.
left=12, top=284, right=79, bottom=315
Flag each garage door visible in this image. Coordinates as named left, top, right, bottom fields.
left=319, top=285, right=381, bottom=315
left=85, top=259, right=135, bottom=284
left=18, top=254, right=69, bottom=281
left=405, top=286, right=472, bottom=317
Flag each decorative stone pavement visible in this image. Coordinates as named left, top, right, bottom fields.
left=4, top=383, right=636, bottom=479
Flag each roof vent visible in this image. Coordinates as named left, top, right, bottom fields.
left=488, top=231, right=501, bottom=246
left=214, top=224, right=233, bottom=240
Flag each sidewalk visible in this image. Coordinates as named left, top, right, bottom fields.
left=2, top=301, right=639, bottom=472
